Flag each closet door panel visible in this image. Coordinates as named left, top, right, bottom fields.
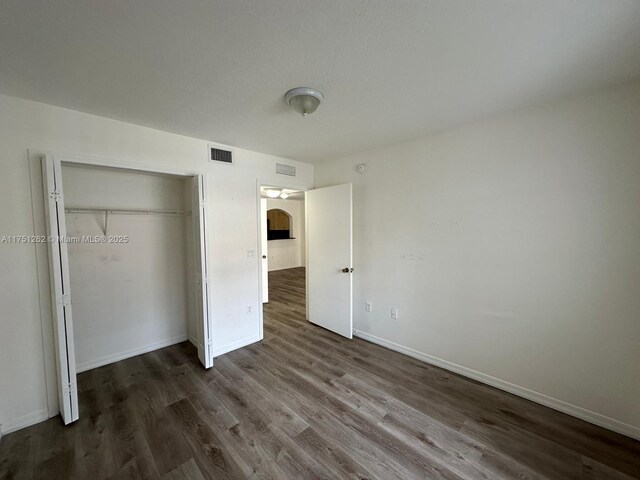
left=42, top=154, right=79, bottom=424
left=192, top=175, right=213, bottom=368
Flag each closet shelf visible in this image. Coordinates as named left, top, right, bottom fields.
left=65, top=207, right=191, bottom=217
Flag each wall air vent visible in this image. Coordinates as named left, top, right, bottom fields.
left=209, top=145, right=233, bottom=164
left=276, top=163, right=296, bottom=176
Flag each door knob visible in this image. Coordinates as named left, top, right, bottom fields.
left=262, top=255, right=267, bottom=259
left=341, top=267, right=354, bottom=273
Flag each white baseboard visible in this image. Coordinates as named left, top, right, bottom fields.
left=353, top=330, right=640, bottom=441
left=76, top=334, right=189, bottom=373
left=212, top=334, right=261, bottom=358
left=0, top=409, right=50, bottom=437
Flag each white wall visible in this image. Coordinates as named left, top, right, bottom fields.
left=266, top=198, right=305, bottom=271
left=62, top=165, right=191, bottom=372
left=0, top=93, right=313, bottom=435
left=315, top=81, right=640, bottom=439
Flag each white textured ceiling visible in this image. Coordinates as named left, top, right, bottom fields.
left=1, top=1, right=640, bottom=163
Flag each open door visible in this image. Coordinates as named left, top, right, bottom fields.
left=260, top=198, right=269, bottom=303
left=192, top=175, right=213, bottom=368
left=306, top=183, right=353, bottom=338
left=42, top=155, right=79, bottom=424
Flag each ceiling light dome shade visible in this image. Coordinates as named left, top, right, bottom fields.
left=266, top=189, right=281, bottom=198
left=285, top=87, right=324, bottom=117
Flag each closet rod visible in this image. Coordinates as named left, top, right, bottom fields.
left=65, top=207, right=191, bottom=217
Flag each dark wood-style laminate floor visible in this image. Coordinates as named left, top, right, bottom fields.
left=2, top=267, right=639, bottom=479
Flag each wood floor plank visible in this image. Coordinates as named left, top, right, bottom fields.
left=2, top=266, right=639, bottom=479
left=219, top=422, right=291, bottom=479
left=72, top=392, right=117, bottom=479
left=0, top=427, right=38, bottom=480
left=226, top=348, right=322, bottom=420
left=170, top=363, right=240, bottom=433
left=292, top=426, right=376, bottom=480
left=104, top=458, right=159, bottom=480
left=266, top=423, right=338, bottom=480
left=163, top=458, right=206, bottom=480
left=165, top=398, right=246, bottom=480
left=581, top=456, right=639, bottom=480
left=460, top=417, right=584, bottom=479
left=213, top=356, right=309, bottom=437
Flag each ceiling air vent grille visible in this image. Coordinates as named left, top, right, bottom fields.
left=209, top=146, right=233, bottom=164
left=276, top=163, right=296, bottom=176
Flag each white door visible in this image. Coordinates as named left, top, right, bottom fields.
left=260, top=198, right=269, bottom=303
left=192, top=175, right=213, bottom=368
left=306, top=183, right=353, bottom=338
left=42, top=155, right=79, bottom=424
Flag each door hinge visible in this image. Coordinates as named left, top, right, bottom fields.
left=49, top=190, right=63, bottom=201
left=57, top=294, right=71, bottom=307
left=62, top=382, right=77, bottom=396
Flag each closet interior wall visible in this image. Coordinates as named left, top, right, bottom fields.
left=61, top=164, right=196, bottom=372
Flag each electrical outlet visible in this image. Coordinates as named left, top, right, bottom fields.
left=247, top=249, right=256, bottom=259
left=247, top=305, right=252, bottom=314
left=391, top=308, right=399, bottom=320
left=365, top=301, right=373, bottom=312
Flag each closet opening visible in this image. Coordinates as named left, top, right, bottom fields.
left=42, top=155, right=212, bottom=425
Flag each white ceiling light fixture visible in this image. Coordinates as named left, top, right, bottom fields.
left=266, top=189, right=281, bottom=198
left=279, top=192, right=289, bottom=199
left=285, top=87, right=324, bottom=117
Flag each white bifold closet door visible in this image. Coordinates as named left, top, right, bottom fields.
left=42, top=154, right=79, bottom=424
left=42, top=157, right=214, bottom=426
left=192, top=175, right=213, bottom=368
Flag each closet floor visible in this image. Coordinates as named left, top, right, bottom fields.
left=1, top=267, right=639, bottom=479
